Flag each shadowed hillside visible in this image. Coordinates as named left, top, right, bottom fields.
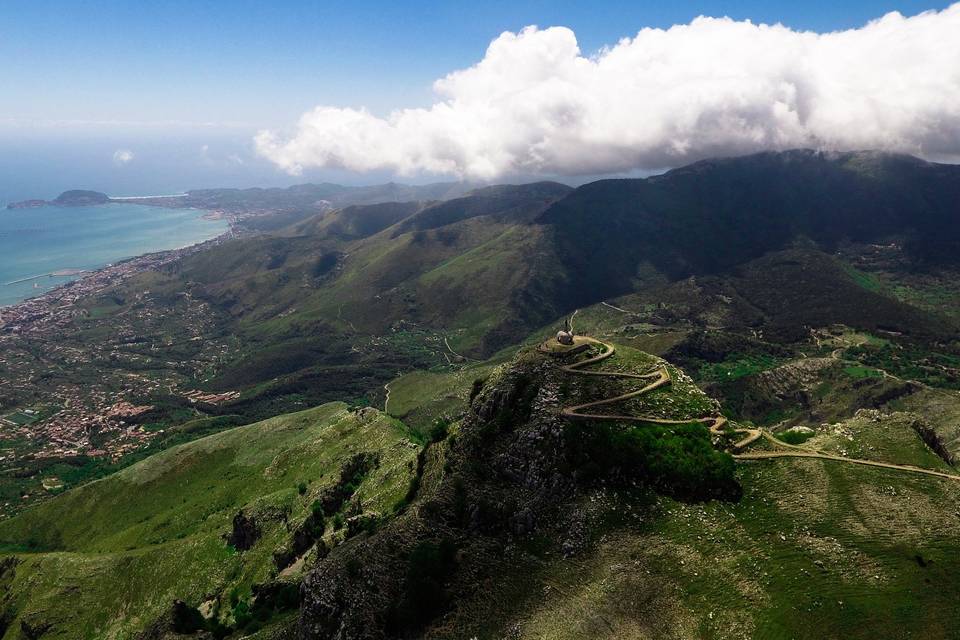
left=0, top=403, right=419, bottom=638
left=5, top=151, right=960, bottom=639
left=538, top=150, right=960, bottom=310
left=6, top=151, right=960, bottom=462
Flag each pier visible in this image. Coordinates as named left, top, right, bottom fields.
left=108, top=194, right=188, bottom=200
left=4, top=269, right=87, bottom=286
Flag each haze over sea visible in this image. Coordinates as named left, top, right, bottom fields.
left=0, top=203, right=227, bottom=307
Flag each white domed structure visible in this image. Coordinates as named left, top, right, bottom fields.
left=556, top=330, right=574, bottom=345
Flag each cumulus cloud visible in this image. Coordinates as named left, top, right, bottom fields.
left=112, top=149, right=135, bottom=166
left=256, top=4, right=960, bottom=179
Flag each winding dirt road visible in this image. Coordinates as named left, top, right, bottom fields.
left=541, top=335, right=760, bottom=449
left=543, top=330, right=960, bottom=483
left=734, top=449, right=960, bottom=481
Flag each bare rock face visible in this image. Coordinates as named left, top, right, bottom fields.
left=225, top=512, right=260, bottom=551
left=295, top=344, right=743, bottom=638
left=297, top=353, right=578, bottom=639
left=135, top=600, right=214, bottom=640
left=18, top=618, right=53, bottom=640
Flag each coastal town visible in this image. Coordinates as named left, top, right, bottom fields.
left=0, top=182, right=354, bottom=517
left=0, top=232, right=241, bottom=515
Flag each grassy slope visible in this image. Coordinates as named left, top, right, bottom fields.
left=0, top=403, right=418, bottom=639
left=4, top=333, right=960, bottom=639
left=392, top=341, right=960, bottom=640
left=386, top=363, right=497, bottom=435
left=493, top=453, right=960, bottom=640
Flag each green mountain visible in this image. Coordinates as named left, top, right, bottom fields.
left=148, top=151, right=960, bottom=410
left=0, top=403, right=419, bottom=638
left=53, top=190, right=111, bottom=206
left=179, top=181, right=477, bottom=215
left=5, top=334, right=960, bottom=639
left=5, top=150, right=960, bottom=638
left=293, top=339, right=960, bottom=640
left=537, top=149, right=960, bottom=308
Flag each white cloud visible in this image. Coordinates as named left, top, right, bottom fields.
left=112, top=149, right=135, bottom=166
left=256, top=4, right=960, bottom=179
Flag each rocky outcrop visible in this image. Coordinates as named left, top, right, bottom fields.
left=225, top=511, right=261, bottom=551
left=297, top=353, right=578, bottom=639
left=274, top=516, right=329, bottom=572
left=18, top=618, right=53, bottom=640
left=6, top=190, right=111, bottom=210
left=136, top=600, right=214, bottom=640
left=317, top=453, right=378, bottom=517
left=296, top=345, right=741, bottom=639
left=912, top=417, right=956, bottom=465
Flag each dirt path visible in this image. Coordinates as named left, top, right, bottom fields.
left=545, top=335, right=760, bottom=450
left=443, top=337, right=472, bottom=363
left=545, top=330, right=960, bottom=482
left=601, top=301, right=631, bottom=313
left=734, top=450, right=960, bottom=481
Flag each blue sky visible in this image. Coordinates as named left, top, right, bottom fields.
left=1, top=0, right=951, bottom=127
left=0, top=1, right=955, bottom=198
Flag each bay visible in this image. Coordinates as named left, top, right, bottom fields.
left=0, top=203, right=227, bottom=306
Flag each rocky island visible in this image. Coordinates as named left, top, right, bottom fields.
left=7, top=189, right=111, bottom=209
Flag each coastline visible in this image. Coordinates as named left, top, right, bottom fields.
left=0, top=229, right=234, bottom=333
left=0, top=214, right=236, bottom=317
left=0, top=185, right=303, bottom=312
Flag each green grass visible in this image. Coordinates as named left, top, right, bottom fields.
left=1, top=405, right=57, bottom=428
left=699, top=353, right=782, bottom=382
left=0, top=402, right=419, bottom=638
left=640, top=457, right=960, bottom=639
left=842, top=365, right=884, bottom=379
left=808, top=412, right=952, bottom=470
left=775, top=429, right=815, bottom=445
left=420, top=339, right=960, bottom=639
left=841, top=264, right=885, bottom=293
left=446, top=418, right=960, bottom=639
left=2, top=411, right=40, bottom=426
left=385, top=357, right=510, bottom=435
left=847, top=343, right=960, bottom=389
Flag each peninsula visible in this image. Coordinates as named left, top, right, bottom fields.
left=6, top=190, right=110, bottom=209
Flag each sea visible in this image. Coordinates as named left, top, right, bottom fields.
left=0, top=203, right=228, bottom=307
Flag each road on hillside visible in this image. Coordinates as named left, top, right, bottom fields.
left=544, top=323, right=960, bottom=483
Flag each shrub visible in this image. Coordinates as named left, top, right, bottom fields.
left=469, top=378, right=486, bottom=404
left=429, top=419, right=450, bottom=443
left=776, top=429, right=814, bottom=445
left=170, top=600, right=206, bottom=634
left=346, top=557, right=363, bottom=578
left=388, top=538, right=458, bottom=634
left=566, top=421, right=740, bottom=502
left=304, top=511, right=325, bottom=539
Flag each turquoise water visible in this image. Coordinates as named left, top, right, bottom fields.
left=0, top=204, right=227, bottom=306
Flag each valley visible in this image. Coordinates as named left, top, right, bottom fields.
left=9, top=0, right=960, bottom=635
left=3, top=150, right=960, bottom=638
